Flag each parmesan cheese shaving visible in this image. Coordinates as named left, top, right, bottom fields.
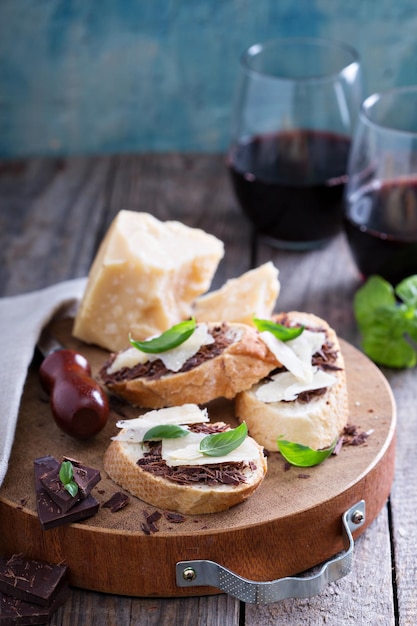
left=162, top=431, right=261, bottom=467
left=111, top=404, right=260, bottom=467
left=107, top=323, right=214, bottom=375
left=260, top=329, right=326, bottom=383
left=255, top=368, right=337, bottom=403
left=113, top=404, right=209, bottom=441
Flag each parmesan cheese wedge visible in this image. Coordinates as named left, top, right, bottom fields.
left=73, top=211, right=224, bottom=352
left=193, top=262, right=280, bottom=326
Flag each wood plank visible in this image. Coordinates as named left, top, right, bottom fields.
left=244, top=507, right=395, bottom=625
left=52, top=591, right=240, bottom=626
left=387, top=367, right=417, bottom=624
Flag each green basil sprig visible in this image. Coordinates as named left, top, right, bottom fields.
left=199, top=422, right=248, bottom=457
left=277, top=438, right=336, bottom=467
left=129, top=318, right=196, bottom=354
left=253, top=317, right=304, bottom=342
left=59, top=460, right=79, bottom=497
left=353, top=275, right=417, bottom=368
left=143, top=424, right=189, bottom=441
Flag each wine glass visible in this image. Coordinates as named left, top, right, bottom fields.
left=227, top=37, right=363, bottom=250
left=344, top=86, right=417, bottom=285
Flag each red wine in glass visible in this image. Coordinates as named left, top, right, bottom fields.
left=227, top=129, right=351, bottom=248
left=344, top=178, right=417, bottom=284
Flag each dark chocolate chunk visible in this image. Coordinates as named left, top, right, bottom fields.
left=33, top=457, right=59, bottom=492
left=102, top=492, right=130, bottom=513
left=0, top=583, right=70, bottom=624
left=35, top=489, right=99, bottom=531
left=164, top=512, right=185, bottom=524
left=0, top=555, right=67, bottom=608
left=40, top=469, right=81, bottom=513
left=39, top=462, right=101, bottom=512
left=72, top=465, right=101, bottom=498
left=34, top=456, right=100, bottom=529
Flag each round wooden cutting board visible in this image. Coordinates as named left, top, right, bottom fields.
left=0, top=318, right=396, bottom=598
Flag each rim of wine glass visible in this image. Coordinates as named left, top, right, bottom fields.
left=240, top=37, right=361, bottom=83
left=361, top=85, right=417, bottom=136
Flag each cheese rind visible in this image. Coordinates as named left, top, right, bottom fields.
left=193, top=262, right=280, bottom=326
left=73, top=211, right=224, bottom=351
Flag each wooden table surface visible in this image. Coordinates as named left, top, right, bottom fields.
left=0, top=154, right=415, bottom=625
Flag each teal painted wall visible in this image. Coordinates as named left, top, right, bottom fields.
left=1, top=0, right=417, bottom=158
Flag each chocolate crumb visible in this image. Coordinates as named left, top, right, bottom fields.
left=298, top=473, right=310, bottom=479
left=146, top=510, right=162, bottom=525
left=141, top=510, right=161, bottom=534
left=103, top=492, right=130, bottom=513
left=164, top=512, right=186, bottom=524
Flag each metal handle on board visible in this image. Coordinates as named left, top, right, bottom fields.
left=176, top=500, right=366, bottom=604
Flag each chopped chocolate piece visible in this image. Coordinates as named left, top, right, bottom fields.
left=33, top=457, right=59, bottom=492
left=40, top=469, right=81, bottom=513
left=62, top=458, right=101, bottom=498
left=34, top=456, right=100, bottom=529
left=0, top=583, right=70, bottom=625
left=143, top=510, right=161, bottom=534
left=102, top=492, right=130, bottom=513
left=35, top=489, right=99, bottom=531
left=145, top=510, right=162, bottom=525
left=0, top=555, right=68, bottom=608
left=140, top=523, right=151, bottom=535
left=164, top=512, right=185, bottom=524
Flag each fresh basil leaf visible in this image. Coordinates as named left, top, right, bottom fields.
left=129, top=318, right=196, bottom=354
left=143, top=424, right=189, bottom=441
left=59, top=460, right=74, bottom=485
left=277, top=438, right=336, bottom=467
left=59, top=461, right=79, bottom=497
left=64, top=481, right=79, bottom=498
left=353, top=274, right=417, bottom=368
left=362, top=319, right=417, bottom=368
left=353, top=275, right=396, bottom=333
left=253, top=317, right=304, bottom=341
left=396, top=275, right=417, bottom=307
left=200, top=422, right=248, bottom=457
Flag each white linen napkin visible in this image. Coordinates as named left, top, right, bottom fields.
left=0, top=277, right=87, bottom=486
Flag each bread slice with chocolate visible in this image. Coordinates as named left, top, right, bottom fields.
left=235, top=312, right=348, bottom=452
left=103, top=404, right=267, bottom=515
left=99, top=321, right=280, bottom=408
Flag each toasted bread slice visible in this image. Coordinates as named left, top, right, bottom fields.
left=103, top=406, right=267, bottom=515
left=99, top=322, right=280, bottom=408
left=235, top=312, right=348, bottom=452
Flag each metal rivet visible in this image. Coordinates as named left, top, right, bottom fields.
left=351, top=510, right=364, bottom=525
left=183, top=567, right=197, bottom=582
